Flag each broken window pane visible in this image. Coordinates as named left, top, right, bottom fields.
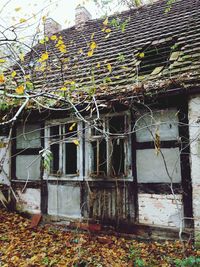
left=16, top=155, right=41, bottom=180
left=111, top=138, right=125, bottom=176
left=0, top=125, right=9, bottom=136
left=138, top=40, right=175, bottom=76
left=91, top=120, right=104, bottom=136
left=91, top=139, right=107, bottom=176
left=50, top=144, right=59, bottom=175
left=16, top=124, right=41, bottom=149
left=109, top=116, right=125, bottom=134
left=65, top=143, right=77, bottom=174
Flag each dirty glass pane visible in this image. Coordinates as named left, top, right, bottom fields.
left=136, top=147, right=181, bottom=183
left=135, top=109, right=179, bottom=142
left=91, top=139, right=107, bottom=176
left=111, top=138, right=125, bottom=176
left=16, top=155, right=41, bottom=180
left=65, top=143, right=77, bottom=174
left=16, top=124, right=41, bottom=149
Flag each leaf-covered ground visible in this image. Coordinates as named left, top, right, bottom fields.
left=0, top=209, right=199, bottom=267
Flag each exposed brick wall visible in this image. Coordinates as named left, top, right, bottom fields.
left=138, top=193, right=183, bottom=228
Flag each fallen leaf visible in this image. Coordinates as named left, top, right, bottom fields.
left=15, top=85, right=24, bottom=94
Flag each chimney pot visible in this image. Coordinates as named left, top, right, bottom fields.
left=44, top=18, right=62, bottom=37
left=75, top=6, right=92, bottom=28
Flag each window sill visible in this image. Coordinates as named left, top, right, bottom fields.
left=43, top=175, right=83, bottom=181
left=83, top=176, right=133, bottom=182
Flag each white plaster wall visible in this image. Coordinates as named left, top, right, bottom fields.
left=138, top=194, right=183, bottom=228
left=16, top=188, right=41, bottom=214
left=0, top=137, right=10, bottom=186
left=188, top=95, right=200, bottom=238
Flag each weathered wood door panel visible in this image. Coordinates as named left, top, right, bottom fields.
left=83, top=181, right=135, bottom=225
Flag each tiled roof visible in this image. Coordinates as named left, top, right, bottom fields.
left=17, top=0, right=200, bottom=101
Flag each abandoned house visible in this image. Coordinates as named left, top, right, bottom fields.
left=0, top=0, right=200, bottom=241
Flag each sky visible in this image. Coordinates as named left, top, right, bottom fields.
left=0, top=0, right=124, bottom=30
left=0, top=0, right=126, bottom=44
left=0, top=0, right=101, bottom=46
left=0, top=0, right=96, bottom=27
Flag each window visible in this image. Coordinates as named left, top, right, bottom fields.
left=45, top=120, right=82, bottom=179
left=135, top=108, right=181, bottom=183
left=137, top=39, right=176, bottom=76
left=85, top=113, right=132, bottom=179
left=14, top=123, right=42, bottom=180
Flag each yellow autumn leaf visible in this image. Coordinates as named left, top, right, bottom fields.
left=19, top=53, right=24, bottom=62
left=60, top=87, right=67, bottom=91
left=91, top=32, right=95, bottom=39
left=103, top=17, right=108, bottom=26
left=64, top=80, right=71, bottom=85
left=39, top=39, right=45, bottom=44
left=19, top=18, right=26, bottom=23
left=50, top=35, right=57, bottom=41
left=59, top=45, right=67, bottom=53
left=69, top=123, right=76, bottom=131
left=97, top=62, right=101, bottom=68
left=39, top=52, right=49, bottom=62
left=0, top=74, right=5, bottom=83
left=25, top=74, right=30, bottom=79
left=73, top=140, right=79, bottom=146
left=87, top=50, right=93, bottom=57
left=60, top=48, right=67, bottom=53
left=42, top=16, right=46, bottom=22
left=15, top=85, right=24, bottom=95
left=138, top=52, right=145, bottom=58
left=0, top=59, right=6, bottom=63
left=57, top=39, right=64, bottom=46
left=107, top=63, right=112, bottom=72
left=11, top=71, right=17, bottom=78
left=15, top=7, right=21, bottom=12
left=105, top=28, right=111, bottom=33
left=70, top=81, right=75, bottom=85
left=90, top=41, right=97, bottom=50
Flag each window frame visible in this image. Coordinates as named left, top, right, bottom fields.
left=135, top=107, right=182, bottom=184
left=85, top=112, right=132, bottom=181
left=12, top=122, right=43, bottom=181
left=44, top=118, right=83, bottom=181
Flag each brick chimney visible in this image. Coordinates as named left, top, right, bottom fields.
left=75, top=6, right=92, bottom=28
left=44, top=18, right=62, bottom=37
